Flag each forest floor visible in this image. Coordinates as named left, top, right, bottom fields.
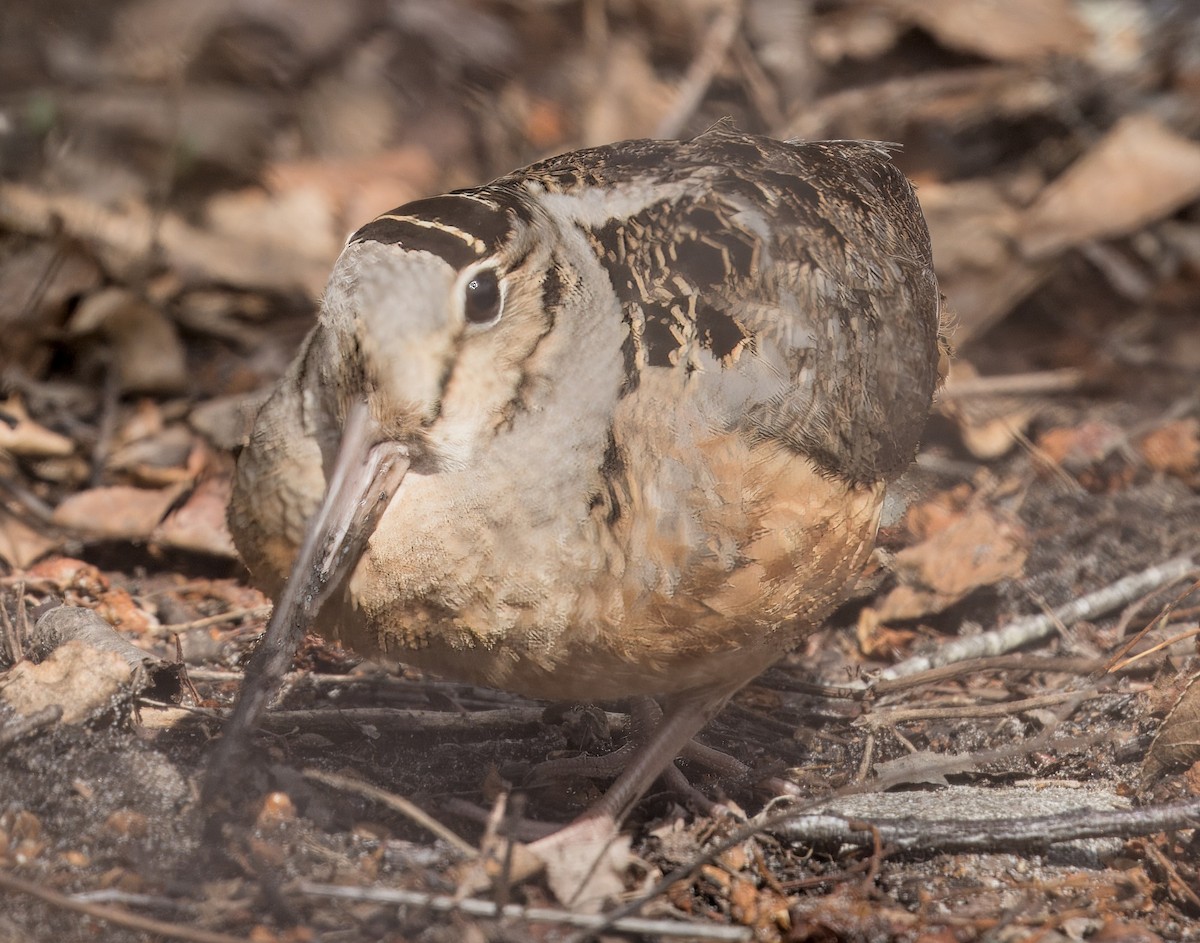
left=2, top=1, right=1200, bottom=940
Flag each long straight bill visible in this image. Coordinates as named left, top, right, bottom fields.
left=204, top=401, right=410, bottom=805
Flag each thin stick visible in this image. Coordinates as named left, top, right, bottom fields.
left=0, top=586, right=23, bottom=665
left=138, top=702, right=592, bottom=734
left=870, top=654, right=1124, bottom=696
left=576, top=728, right=1105, bottom=942
left=769, top=796, right=1200, bottom=853
left=294, top=881, right=753, bottom=941
left=861, top=690, right=1093, bottom=726
left=939, top=367, right=1085, bottom=399
left=0, top=870, right=246, bottom=943
left=876, top=554, right=1197, bottom=682
left=655, top=3, right=743, bottom=139
left=1144, top=842, right=1200, bottom=910
left=1104, top=575, right=1200, bottom=673
left=151, top=605, right=273, bottom=636
left=302, top=767, right=477, bottom=858
left=1111, top=623, right=1200, bottom=671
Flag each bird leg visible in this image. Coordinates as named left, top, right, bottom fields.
left=528, top=682, right=743, bottom=858
left=528, top=695, right=750, bottom=803
left=525, top=697, right=658, bottom=786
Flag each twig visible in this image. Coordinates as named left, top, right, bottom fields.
left=1144, top=841, right=1200, bottom=910
left=33, top=605, right=162, bottom=672
left=302, top=767, right=477, bottom=858
left=1105, top=574, right=1200, bottom=673
left=857, top=820, right=884, bottom=892
left=89, top=368, right=121, bottom=488
left=869, top=654, right=1126, bottom=697
left=151, top=605, right=273, bottom=636
left=768, top=796, right=1200, bottom=854
left=939, top=367, right=1085, bottom=399
left=867, top=730, right=1110, bottom=795
left=0, top=473, right=56, bottom=524
left=576, top=728, right=1097, bottom=942
left=175, top=634, right=203, bottom=705
left=0, top=870, right=246, bottom=943
left=876, top=554, right=1197, bottom=682
left=138, top=703, right=604, bottom=735
left=1, top=584, right=23, bottom=665
left=1113, top=623, right=1200, bottom=672
left=731, top=35, right=784, bottom=128
left=294, top=881, right=753, bottom=941
left=860, top=689, right=1094, bottom=726
left=655, top=2, right=743, bottom=139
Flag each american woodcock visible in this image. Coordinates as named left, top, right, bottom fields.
left=218, top=125, right=947, bottom=847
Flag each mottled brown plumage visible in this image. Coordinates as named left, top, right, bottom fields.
left=217, top=126, right=947, bottom=853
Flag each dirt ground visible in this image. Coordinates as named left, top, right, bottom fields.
left=2, top=1, right=1200, bottom=941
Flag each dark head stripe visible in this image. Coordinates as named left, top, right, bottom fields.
left=350, top=194, right=515, bottom=270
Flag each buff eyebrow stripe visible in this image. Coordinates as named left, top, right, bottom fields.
left=349, top=194, right=517, bottom=268
left=349, top=219, right=484, bottom=270
left=372, top=215, right=489, bottom=254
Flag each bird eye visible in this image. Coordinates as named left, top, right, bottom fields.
left=463, top=268, right=502, bottom=325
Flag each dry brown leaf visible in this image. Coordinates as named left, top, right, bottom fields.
left=94, top=588, right=160, bottom=636
left=109, top=422, right=195, bottom=484
left=0, top=182, right=333, bottom=297
left=856, top=609, right=919, bottom=660
left=154, top=475, right=238, bottom=558
left=0, top=397, right=75, bottom=458
left=189, top=391, right=269, bottom=452
left=878, top=0, right=1091, bottom=63
left=521, top=97, right=570, bottom=151
left=0, top=243, right=103, bottom=369
left=810, top=7, right=902, bottom=64
left=864, top=506, right=1027, bottom=628
left=69, top=288, right=188, bottom=395
left=939, top=362, right=1037, bottom=460
left=1185, top=761, right=1200, bottom=797
left=114, top=398, right=167, bottom=446
left=903, top=484, right=974, bottom=542
left=0, top=242, right=103, bottom=327
left=203, top=186, right=342, bottom=285
left=1144, top=671, right=1200, bottom=783
left=860, top=583, right=939, bottom=626
left=1035, top=421, right=1125, bottom=470
left=1138, top=419, right=1200, bottom=482
left=921, top=180, right=1028, bottom=274
left=895, top=506, right=1028, bottom=597
left=728, top=872, right=790, bottom=933
left=52, top=484, right=187, bottom=541
left=1020, top=113, right=1200, bottom=258
left=919, top=179, right=1051, bottom=342
left=24, top=557, right=109, bottom=597
left=953, top=408, right=1033, bottom=461
left=0, top=508, right=59, bottom=570
left=534, top=830, right=632, bottom=910
left=264, top=148, right=440, bottom=243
